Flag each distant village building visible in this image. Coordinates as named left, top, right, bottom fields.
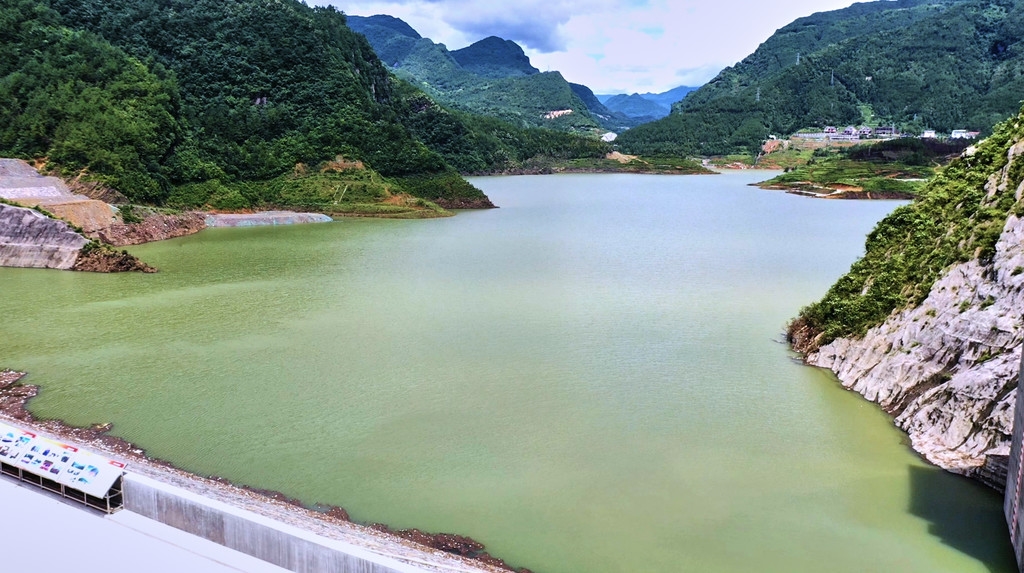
left=791, top=132, right=828, bottom=141
left=951, top=129, right=980, bottom=140
left=842, top=126, right=858, bottom=136
left=921, top=129, right=937, bottom=139
left=824, top=126, right=838, bottom=134
left=874, top=126, right=897, bottom=138
left=858, top=126, right=874, bottom=137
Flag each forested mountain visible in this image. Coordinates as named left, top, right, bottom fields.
left=597, top=86, right=698, bottom=121
left=451, top=36, right=539, bottom=78
left=636, top=86, right=699, bottom=110
left=0, top=0, right=608, bottom=209
left=619, top=0, right=1024, bottom=156
left=567, top=84, right=638, bottom=131
left=602, top=94, right=672, bottom=121
left=347, top=15, right=638, bottom=132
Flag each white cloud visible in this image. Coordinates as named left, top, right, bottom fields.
left=318, top=0, right=862, bottom=93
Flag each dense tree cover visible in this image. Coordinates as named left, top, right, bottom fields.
left=48, top=0, right=450, bottom=183
left=619, top=0, right=1024, bottom=156
left=394, top=82, right=610, bottom=173
left=347, top=16, right=612, bottom=132
left=0, top=1, right=180, bottom=201
left=1, top=0, right=609, bottom=208
left=450, top=36, right=539, bottom=79
left=793, top=103, right=1024, bottom=345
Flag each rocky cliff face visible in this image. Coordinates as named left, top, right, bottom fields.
left=804, top=141, right=1024, bottom=489
left=0, top=203, right=88, bottom=269
left=809, top=216, right=1024, bottom=487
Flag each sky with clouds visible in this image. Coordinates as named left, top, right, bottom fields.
left=314, top=0, right=863, bottom=94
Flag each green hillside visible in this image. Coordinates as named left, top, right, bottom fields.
left=619, top=0, right=1024, bottom=156
left=1, top=1, right=180, bottom=203
left=451, top=36, right=539, bottom=78
left=347, top=15, right=618, bottom=132
left=602, top=94, right=670, bottom=121
left=1, top=0, right=482, bottom=209
left=1, top=0, right=615, bottom=212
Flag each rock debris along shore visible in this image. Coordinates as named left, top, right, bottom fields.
left=0, top=370, right=531, bottom=573
left=97, top=212, right=207, bottom=246
left=797, top=216, right=1024, bottom=491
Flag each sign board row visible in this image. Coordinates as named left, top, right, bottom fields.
left=0, top=421, right=126, bottom=498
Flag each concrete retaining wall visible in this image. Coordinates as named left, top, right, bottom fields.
left=123, top=473, right=427, bottom=573
left=205, top=211, right=333, bottom=228
left=1005, top=349, right=1024, bottom=572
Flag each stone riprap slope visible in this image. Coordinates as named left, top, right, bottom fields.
left=0, top=203, right=88, bottom=269
left=0, top=159, right=116, bottom=233
left=0, top=158, right=66, bottom=194
left=809, top=215, right=1024, bottom=488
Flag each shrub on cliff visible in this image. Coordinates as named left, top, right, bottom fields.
left=794, top=104, right=1024, bottom=347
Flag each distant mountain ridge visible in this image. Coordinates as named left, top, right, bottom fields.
left=598, top=84, right=696, bottom=115
left=636, top=86, right=699, bottom=109
left=618, top=0, right=1024, bottom=156
left=602, top=94, right=671, bottom=121
left=595, top=85, right=698, bottom=122
left=451, top=36, right=539, bottom=78
left=347, top=15, right=641, bottom=132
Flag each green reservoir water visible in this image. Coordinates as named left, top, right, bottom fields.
left=1, top=172, right=1015, bottom=572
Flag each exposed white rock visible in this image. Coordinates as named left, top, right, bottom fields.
left=804, top=132, right=1024, bottom=488
left=809, top=213, right=1024, bottom=482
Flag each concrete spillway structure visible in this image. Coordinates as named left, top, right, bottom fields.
left=1005, top=351, right=1024, bottom=572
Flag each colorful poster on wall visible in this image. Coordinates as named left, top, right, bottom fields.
left=0, top=421, right=126, bottom=498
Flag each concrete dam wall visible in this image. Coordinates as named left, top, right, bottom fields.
left=122, top=474, right=427, bottom=573
left=0, top=203, right=87, bottom=269
left=1005, top=351, right=1024, bottom=572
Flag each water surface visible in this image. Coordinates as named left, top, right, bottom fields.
left=1, top=172, right=1014, bottom=572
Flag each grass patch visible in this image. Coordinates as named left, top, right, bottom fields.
left=165, top=162, right=459, bottom=218
left=760, top=158, right=931, bottom=196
